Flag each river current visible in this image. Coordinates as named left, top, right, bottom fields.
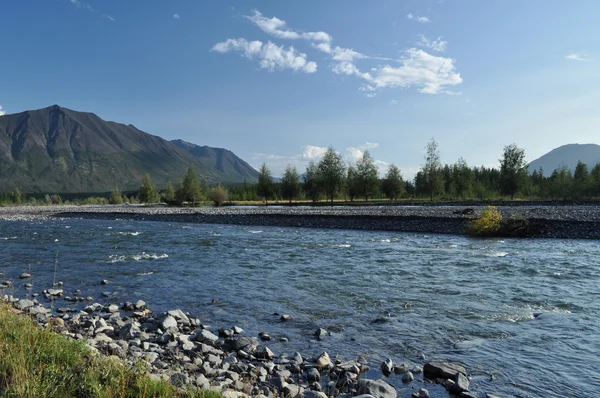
left=1, top=218, right=599, bottom=397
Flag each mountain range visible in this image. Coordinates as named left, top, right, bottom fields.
left=0, top=105, right=258, bottom=193
left=528, top=144, right=600, bottom=176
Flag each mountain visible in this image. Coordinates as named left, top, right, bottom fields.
left=171, top=139, right=258, bottom=182
left=0, top=105, right=258, bottom=193
left=528, top=144, right=600, bottom=176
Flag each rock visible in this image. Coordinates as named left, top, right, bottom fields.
left=306, top=367, right=321, bottom=382
left=158, top=314, right=177, bottom=330
left=107, top=304, right=119, bottom=313
left=269, top=376, right=288, bottom=390
left=357, top=379, right=397, bottom=398
left=460, top=393, right=478, bottom=398
left=219, top=328, right=235, bottom=338
left=279, top=337, right=289, bottom=342
left=19, top=273, right=31, bottom=279
left=135, top=299, right=146, bottom=309
left=417, top=388, right=430, bottom=398
left=303, top=392, right=327, bottom=398
left=232, top=326, right=244, bottom=334
left=381, top=358, right=393, bottom=376
left=195, top=329, right=219, bottom=344
left=14, top=299, right=34, bottom=311
left=258, top=331, right=271, bottom=341
left=101, top=279, right=109, bottom=285
left=454, top=372, right=470, bottom=393
left=291, top=352, right=303, bottom=364
left=118, top=322, right=141, bottom=340
left=423, top=360, right=466, bottom=380
left=168, top=309, right=190, bottom=325
left=255, top=346, right=275, bottom=360
left=223, top=337, right=258, bottom=352
left=314, top=328, right=329, bottom=340
left=24, top=283, right=33, bottom=289
left=282, top=384, right=300, bottom=397
left=47, top=288, right=63, bottom=296
left=315, top=352, right=333, bottom=368
left=48, top=317, right=65, bottom=329
left=401, top=372, right=414, bottom=383
left=196, top=374, right=210, bottom=389
left=170, top=373, right=190, bottom=386
left=280, top=314, right=292, bottom=321
left=411, top=365, right=423, bottom=374
left=394, top=363, right=409, bottom=374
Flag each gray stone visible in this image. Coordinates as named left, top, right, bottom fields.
left=401, top=372, right=414, bottom=383
left=223, top=337, right=258, bottom=352
left=119, top=322, right=141, bottom=340
left=314, top=328, right=329, bottom=340
left=394, top=363, right=409, bottom=374
left=196, top=374, right=210, bottom=389
left=258, top=331, right=271, bottom=341
left=357, top=379, right=397, bottom=398
left=303, top=392, right=327, bottom=398
left=306, top=367, right=321, bottom=382
left=280, top=314, right=292, bottom=321
left=423, top=361, right=466, bottom=380
left=315, top=352, right=333, bottom=368
left=411, top=365, right=423, bottom=374
left=14, top=299, right=35, bottom=311
left=47, top=288, right=63, bottom=296
left=232, top=326, right=244, bottom=334
left=417, top=388, right=430, bottom=398
left=460, top=393, right=478, bottom=398
left=255, top=346, right=275, bottom=360
left=291, top=352, right=303, bottom=364
left=101, top=279, right=109, bottom=285
left=168, top=309, right=190, bottom=325
left=19, top=273, right=31, bottom=279
left=195, top=329, right=219, bottom=344
left=170, top=372, right=190, bottom=386
left=283, top=384, right=300, bottom=397
left=158, top=314, right=177, bottom=330
left=381, top=358, right=393, bottom=376
left=107, top=304, right=119, bottom=313
left=454, top=372, right=470, bottom=393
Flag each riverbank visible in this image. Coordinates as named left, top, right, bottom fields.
left=1, top=291, right=483, bottom=398
left=1, top=204, right=600, bottom=239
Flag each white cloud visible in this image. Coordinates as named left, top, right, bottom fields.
left=70, top=0, right=94, bottom=12
left=246, top=10, right=331, bottom=43
left=173, top=13, right=180, bottom=19
left=407, top=13, right=430, bottom=23
left=566, top=53, right=590, bottom=61
left=301, top=145, right=329, bottom=160
left=103, top=14, right=115, bottom=21
left=359, top=48, right=462, bottom=94
left=0, top=106, right=5, bottom=116
left=211, top=38, right=317, bottom=73
left=252, top=153, right=287, bottom=160
left=418, top=35, right=447, bottom=52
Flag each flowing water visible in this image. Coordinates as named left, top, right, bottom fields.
left=1, top=218, right=599, bottom=397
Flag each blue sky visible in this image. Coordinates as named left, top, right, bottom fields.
left=1, top=1, right=599, bottom=178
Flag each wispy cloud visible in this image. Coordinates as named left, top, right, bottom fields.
left=407, top=13, right=430, bottom=23
left=418, top=34, right=447, bottom=52
left=566, top=53, right=590, bottom=61
left=173, top=13, right=180, bottom=19
left=212, top=10, right=462, bottom=95
left=0, top=106, right=5, bottom=116
left=70, top=0, right=114, bottom=21
left=103, top=14, right=115, bottom=21
left=211, top=38, right=317, bottom=73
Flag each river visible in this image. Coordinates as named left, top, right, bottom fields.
left=1, top=218, right=598, bottom=397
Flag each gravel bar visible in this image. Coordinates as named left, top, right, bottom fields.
left=1, top=204, right=600, bottom=239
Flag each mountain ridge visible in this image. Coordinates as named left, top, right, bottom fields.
left=528, top=143, right=600, bottom=176
left=0, top=105, right=258, bottom=193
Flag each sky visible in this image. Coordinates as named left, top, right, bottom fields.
left=1, top=1, right=599, bottom=178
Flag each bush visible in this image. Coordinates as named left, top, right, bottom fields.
left=109, top=188, right=124, bottom=205
left=209, top=185, right=229, bottom=206
left=469, top=206, right=503, bottom=237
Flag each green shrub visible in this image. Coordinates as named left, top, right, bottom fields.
left=209, top=185, right=229, bottom=206
left=109, top=188, right=124, bottom=205
left=469, top=205, right=503, bottom=237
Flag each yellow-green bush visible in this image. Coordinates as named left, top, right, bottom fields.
left=469, top=206, right=503, bottom=237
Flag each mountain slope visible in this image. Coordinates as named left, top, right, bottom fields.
left=171, top=139, right=258, bottom=182
left=528, top=144, right=600, bottom=176
left=0, top=105, right=257, bottom=193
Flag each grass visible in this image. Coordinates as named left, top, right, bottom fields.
left=0, top=303, right=221, bottom=398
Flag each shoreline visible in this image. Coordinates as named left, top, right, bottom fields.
left=1, top=204, right=599, bottom=239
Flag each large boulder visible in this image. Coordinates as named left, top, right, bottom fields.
left=157, top=314, right=177, bottom=330
left=357, top=379, right=397, bottom=398
left=14, top=299, right=35, bottom=311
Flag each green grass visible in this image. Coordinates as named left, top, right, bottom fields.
left=0, top=303, right=221, bottom=398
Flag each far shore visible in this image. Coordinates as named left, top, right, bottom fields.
left=1, top=203, right=599, bottom=239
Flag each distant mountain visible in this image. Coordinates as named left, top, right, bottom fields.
left=528, top=144, right=600, bottom=176
left=0, top=105, right=258, bottom=193
left=171, top=139, right=258, bottom=182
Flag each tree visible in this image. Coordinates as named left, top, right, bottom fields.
left=346, top=166, right=360, bottom=202
left=591, top=163, right=600, bottom=197
left=109, top=188, right=124, bottom=205
left=549, top=165, right=572, bottom=200
left=280, top=165, right=301, bottom=204
left=317, top=147, right=346, bottom=203
left=209, top=185, right=229, bottom=206
left=355, top=151, right=379, bottom=201
left=257, top=163, right=274, bottom=204
left=381, top=164, right=404, bottom=200
left=303, top=160, right=321, bottom=203
left=452, top=157, right=473, bottom=199
left=11, top=188, right=22, bottom=205
left=138, top=174, right=159, bottom=204
left=176, top=167, right=202, bottom=205
left=499, top=143, right=527, bottom=200
left=573, top=161, right=590, bottom=198
left=422, top=138, right=444, bottom=200
left=163, top=181, right=175, bottom=203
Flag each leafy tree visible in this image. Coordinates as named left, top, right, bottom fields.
left=590, top=163, right=600, bottom=197
left=50, top=194, right=62, bottom=205
left=346, top=166, right=360, bottom=202
left=109, top=188, right=123, bottom=205
left=162, top=181, right=175, bottom=203
left=573, top=161, right=590, bottom=198
left=381, top=164, right=404, bottom=200
left=422, top=138, right=444, bottom=200
left=176, top=167, right=202, bottom=205
left=355, top=151, right=379, bottom=200
left=303, top=160, right=321, bottom=203
left=11, top=188, right=22, bottom=205
left=257, top=163, right=274, bottom=204
left=499, top=143, right=527, bottom=200
left=280, top=165, right=301, bottom=204
left=138, top=174, right=159, bottom=204
left=452, top=157, right=473, bottom=199
left=209, top=185, right=229, bottom=206
left=549, top=165, right=572, bottom=200
left=317, top=147, right=346, bottom=203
